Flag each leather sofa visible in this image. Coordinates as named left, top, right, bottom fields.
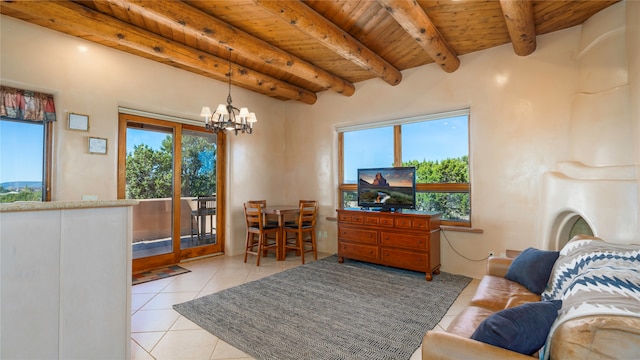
left=422, top=237, right=640, bottom=360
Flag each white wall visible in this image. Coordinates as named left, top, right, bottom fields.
left=284, top=1, right=637, bottom=278
left=571, top=3, right=632, bottom=165
left=629, top=0, right=640, bottom=227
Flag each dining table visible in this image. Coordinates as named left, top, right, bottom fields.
left=263, top=205, right=300, bottom=261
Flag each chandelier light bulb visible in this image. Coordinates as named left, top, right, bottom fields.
left=215, top=104, right=228, bottom=116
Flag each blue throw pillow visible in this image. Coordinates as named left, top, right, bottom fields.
left=505, top=247, right=559, bottom=295
left=470, top=300, right=562, bottom=355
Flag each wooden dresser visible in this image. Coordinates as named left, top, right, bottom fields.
left=336, top=209, right=441, bottom=281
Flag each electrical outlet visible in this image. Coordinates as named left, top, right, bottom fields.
left=488, top=251, right=495, bottom=257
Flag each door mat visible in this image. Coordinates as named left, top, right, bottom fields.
left=132, top=265, right=191, bottom=286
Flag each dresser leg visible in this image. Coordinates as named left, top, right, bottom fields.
left=338, top=256, right=344, bottom=263
left=425, top=272, right=433, bottom=281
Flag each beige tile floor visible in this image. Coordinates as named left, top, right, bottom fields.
left=131, top=252, right=480, bottom=360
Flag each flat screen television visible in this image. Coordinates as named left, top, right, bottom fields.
left=357, top=167, right=416, bottom=211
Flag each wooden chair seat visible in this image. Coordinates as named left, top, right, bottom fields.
left=284, top=222, right=312, bottom=229
left=248, top=224, right=279, bottom=231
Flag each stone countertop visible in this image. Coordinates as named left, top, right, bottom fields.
left=0, top=199, right=139, bottom=212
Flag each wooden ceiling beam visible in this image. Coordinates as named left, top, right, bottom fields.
left=378, top=0, right=460, bottom=73
left=253, top=0, right=402, bottom=86
left=111, top=0, right=355, bottom=97
left=499, top=0, right=537, bottom=56
left=0, top=0, right=317, bottom=104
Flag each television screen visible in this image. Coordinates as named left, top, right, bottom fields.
left=357, top=167, right=416, bottom=211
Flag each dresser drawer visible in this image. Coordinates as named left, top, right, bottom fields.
left=364, top=215, right=380, bottom=225
left=338, top=227, right=377, bottom=244
left=338, top=212, right=364, bottom=224
left=381, top=248, right=428, bottom=272
left=380, top=232, right=428, bottom=250
left=339, top=242, right=379, bottom=263
left=394, top=217, right=413, bottom=228
left=410, top=218, right=429, bottom=230
left=394, top=217, right=429, bottom=230
left=379, top=216, right=394, bottom=227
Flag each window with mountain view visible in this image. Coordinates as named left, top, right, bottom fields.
left=0, top=119, right=47, bottom=202
left=339, top=109, right=470, bottom=226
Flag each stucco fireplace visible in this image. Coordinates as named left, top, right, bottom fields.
left=541, top=161, right=638, bottom=251
left=540, top=3, right=639, bottom=251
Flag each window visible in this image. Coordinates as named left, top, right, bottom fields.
left=338, top=109, right=470, bottom=226
left=0, top=86, right=55, bottom=203
left=0, top=119, right=51, bottom=203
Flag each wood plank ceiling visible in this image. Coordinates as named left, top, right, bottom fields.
left=1, top=0, right=619, bottom=104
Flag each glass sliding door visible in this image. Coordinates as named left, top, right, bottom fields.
left=118, top=113, right=224, bottom=272
left=180, top=129, right=221, bottom=255
left=125, top=122, right=175, bottom=262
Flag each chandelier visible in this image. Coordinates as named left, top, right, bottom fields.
left=200, top=47, right=257, bottom=135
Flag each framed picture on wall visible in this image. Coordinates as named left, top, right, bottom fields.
left=68, top=113, right=89, bottom=131
left=88, top=137, right=108, bottom=154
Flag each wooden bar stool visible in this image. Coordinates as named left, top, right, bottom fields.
left=243, top=202, right=279, bottom=266
left=283, top=200, right=318, bottom=264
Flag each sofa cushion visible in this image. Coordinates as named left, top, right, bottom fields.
left=470, top=300, right=562, bottom=355
left=446, top=305, right=497, bottom=338
left=469, top=275, right=540, bottom=312
left=505, top=247, right=559, bottom=295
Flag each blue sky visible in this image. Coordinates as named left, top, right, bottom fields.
left=0, top=120, right=43, bottom=183
left=344, top=115, right=468, bottom=183
left=126, top=128, right=167, bottom=153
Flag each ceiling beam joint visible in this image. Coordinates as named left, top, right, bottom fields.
left=499, top=0, right=537, bottom=56
left=378, top=0, right=460, bottom=73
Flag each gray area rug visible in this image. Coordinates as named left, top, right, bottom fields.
left=173, top=255, right=471, bottom=360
